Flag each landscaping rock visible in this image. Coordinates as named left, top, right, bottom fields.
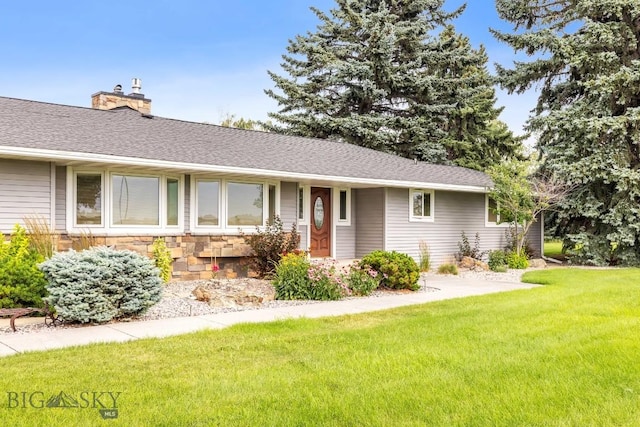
left=528, top=258, right=547, bottom=268
left=459, top=256, right=489, bottom=272
left=459, top=256, right=476, bottom=269
left=192, top=279, right=275, bottom=308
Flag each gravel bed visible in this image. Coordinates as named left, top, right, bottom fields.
left=0, top=268, right=530, bottom=335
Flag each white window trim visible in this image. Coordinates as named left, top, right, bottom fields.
left=267, top=182, right=280, bottom=224
left=409, top=189, right=435, bottom=223
left=67, top=167, right=184, bottom=234
left=70, top=169, right=105, bottom=229
left=333, top=187, right=351, bottom=226
left=191, top=178, right=280, bottom=234
left=485, top=194, right=509, bottom=228
left=191, top=178, right=222, bottom=230
left=297, top=184, right=309, bottom=225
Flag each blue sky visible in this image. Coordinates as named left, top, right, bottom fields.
left=0, top=1, right=536, bottom=137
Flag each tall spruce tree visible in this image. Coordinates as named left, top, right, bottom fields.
left=493, top=0, right=640, bottom=265
left=437, top=26, right=524, bottom=170
left=264, top=0, right=522, bottom=167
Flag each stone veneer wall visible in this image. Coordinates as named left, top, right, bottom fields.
left=56, top=234, right=254, bottom=281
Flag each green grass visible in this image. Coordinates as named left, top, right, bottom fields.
left=544, top=239, right=566, bottom=260
left=2, top=268, right=640, bottom=426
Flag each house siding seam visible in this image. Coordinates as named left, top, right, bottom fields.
left=355, top=188, right=385, bottom=257
left=0, top=159, right=52, bottom=232
left=335, top=190, right=356, bottom=259
left=384, top=188, right=507, bottom=266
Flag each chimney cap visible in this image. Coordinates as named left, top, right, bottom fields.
left=131, top=78, right=142, bottom=94
left=113, top=84, right=123, bottom=93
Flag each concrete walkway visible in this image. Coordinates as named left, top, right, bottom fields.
left=0, top=277, right=538, bottom=357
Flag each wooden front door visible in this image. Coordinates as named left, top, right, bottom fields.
left=310, top=187, right=331, bottom=257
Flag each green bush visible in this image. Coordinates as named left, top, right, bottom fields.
left=243, top=216, right=300, bottom=278
left=456, top=231, right=486, bottom=261
left=506, top=251, right=529, bottom=269
left=306, top=260, right=345, bottom=300
left=346, top=262, right=380, bottom=296
left=40, top=247, right=163, bottom=323
left=272, top=252, right=312, bottom=300
left=437, top=263, right=459, bottom=275
left=360, top=250, right=420, bottom=291
left=273, top=256, right=380, bottom=300
left=152, top=238, right=173, bottom=283
left=0, top=225, right=48, bottom=308
left=488, top=250, right=508, bottom=272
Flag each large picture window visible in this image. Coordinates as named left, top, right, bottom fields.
left=71, top=169, right=181, bottom=230
left=112, top=175, right=160, bottom=225
left=227, top=182, right=264, bottom=226
left=410, top=189, right=434, bottom=222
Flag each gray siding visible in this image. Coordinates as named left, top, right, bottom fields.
left=55, top=166, right=66, bottom=231
left=385, top=188, right=507, bottom=266
left=184, top=175, right=190, bottom=232
left=335, top=189, right=356, bottom=259
left=0, top=159, right=52, bottom=232
left=280, top=181, right=298, bottom=229
left=525, top=214, right=543, bottom=258
left=355, top=188, right=385, bottom=257
left=298, top=225, right=308, bottom=251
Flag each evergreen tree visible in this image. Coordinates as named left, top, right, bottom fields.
left=437, top=26, right=524, bottom=170
left=493, top=0, right=640, bottom=265
left=265, top=0, right=521, bottom=167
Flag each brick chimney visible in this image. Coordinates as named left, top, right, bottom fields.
left=91, top=78, right=151, bottom=114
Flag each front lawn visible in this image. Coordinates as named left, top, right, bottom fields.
left=1, top=268, right=639, bottom=426
left=544, top=239, right=566, bottom=260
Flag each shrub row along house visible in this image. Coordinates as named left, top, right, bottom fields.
left=0, top=80, right=542, bottom=280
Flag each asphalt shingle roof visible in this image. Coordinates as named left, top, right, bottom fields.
left=0, top=96, right=492, bottom=189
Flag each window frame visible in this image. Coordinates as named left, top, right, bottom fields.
left=409, top=189, right=435, bottom=222
left=333, top=187, right=351, bottom=226
left=73, top=171, right=105, bottom=228
left=190, top=178, right=280, bottom=233
left=485, top=194, right=510, bottom=227
left=193, top=178, right=222, bottom=229
left=297, top=184, right=309, bottom=225
left=68, top=168, right=183, bottom=233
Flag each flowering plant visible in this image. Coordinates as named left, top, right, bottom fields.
left=211, top=259, right=220, bottom=280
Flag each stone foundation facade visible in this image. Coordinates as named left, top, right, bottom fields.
left=56, top=234, right=254, bottom=281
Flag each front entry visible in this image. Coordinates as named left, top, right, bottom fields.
left=310, top=187, right=331, bottom=257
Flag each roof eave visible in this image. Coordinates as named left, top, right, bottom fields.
left=0, top=146, right=490, bottom=194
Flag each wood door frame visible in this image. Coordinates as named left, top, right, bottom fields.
left=309, top=187, right=331, bottom=257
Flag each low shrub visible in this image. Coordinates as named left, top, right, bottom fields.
left=360, top=250, right=420, bottom=291
left=346, top=262, right=380, bottom=296
left=152, top=238, right=173, bottom=283
left=506, top=251, right=529, bottom=269
left=273, top=256, right=382, bottom=300
left=437, top=263, right=459, bottom=275
left=0, top=225, right=48, bottom=308
left=40, top=247, right=163, bottom=323
left=273, top=252, right=312, bottom=300
left=456, top=231, right=486, bottom=261
left=307, top=259, right=346, bottom=300
left=488, top=250, right=508, bottom=272
left=243, top=216, right=300, bottom=278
